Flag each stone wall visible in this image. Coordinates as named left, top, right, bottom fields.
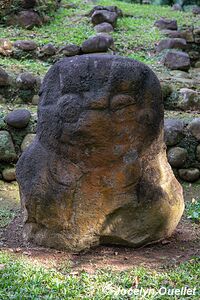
left=0, top=0, right=61, bottom=28
left=165, top=118, right=200, bottom=182
left=1, top=103, right=200, bottom=183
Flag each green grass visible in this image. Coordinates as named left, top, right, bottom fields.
left=1, top=0, right=200, bottom=75
left=0, top=252, right=199, bottom=299
left=0, top=181, right=20, bottom=228
left=186, top=198, right=200, bottom=223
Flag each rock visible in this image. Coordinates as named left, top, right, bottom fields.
left=16, top=73, right=37, bottom=90
left=178, top=168, right=200, bottom=182
left=32, top=95, right=39, bottom=105
left=4, top=109, right=31, bottom=129
left=59, top=44, right=81, bottom=56
left=163, top=50, right=191, bottom=71
left=16, top=54, right=184, bottom=252
left=89, top=5, right=123, bottom=18
left=94, top=22, right=114, bottom=33
left=196, top=144, right=200, bottom=161
left=0, top=131, right=17, bottom=162
left=13, top=40, right=37, bottom=51
left=188, top=118, right=200, bottom=140
left=167, top=147, right=187, bottom=168
left=91, top=10, right=118, bottom=27
left=161, top=29, right=194, bottom=42
left=22, top=0, right=36, bottom=9
left=161, top=82, right=173, bottom=100
left=2, top=168, right=16, bottom=181
left=195, top=61, right=200, bottom=68
left=40, top=44, right=56, bottom=56
left=192, top=6, right=200, bottom=15
left=81, top=34, right=114, bottom=53
left=178, top=88, right=200, bottom=111
left=156, top=38, right=187, bottom=53
left=21, top=134, right=36, bottom=152
left=193, top=27, right=200, bottom=35
left=164, top=119, right=185, bottom=146
left=7, top=10, right=42, bottom=29
left=0, top=68, right=9, bottom=86
left=154, top=18, right=178, bottom=31
left=172, top=4, right=182, bottom=11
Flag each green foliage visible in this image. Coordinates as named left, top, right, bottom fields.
left=0, top=252, right=199, bottom=299
left=186, top=198, right=200, bottom=222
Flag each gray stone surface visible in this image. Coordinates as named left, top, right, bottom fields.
left=81, top=34, right=114, bottom=53
left=167, top=147, right=187, bottom=168
left=13, top=40, right=38, bottom=51
left=94, top=22, right=114, bottom=33
left=188, top=118, right=200, bottom=140
left=16, top=73, right=37, bottom=90
left=2, top=167, right=16, bottom=181
left=21, top=133, right=36, bottom=152
left=0, top=67, right=9, bottom=86
left=154, top=18, right=178, bottom=30
left=156, top=38, right=187, bottom=53
left=164, top=50, right=191, bottom=71
left=164, top=119, right=185, bottom=146
left=4, top=109, right=31, bottom=129
left=178, top=168, right=200, bottom=182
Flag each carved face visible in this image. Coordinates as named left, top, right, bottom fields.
left=38, top=55, right=162, bottom=166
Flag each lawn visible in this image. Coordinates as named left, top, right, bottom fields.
left=0, top=0, right=200, bottom=75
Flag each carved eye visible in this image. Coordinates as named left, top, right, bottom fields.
left=110, top=94, right=136, bottom=111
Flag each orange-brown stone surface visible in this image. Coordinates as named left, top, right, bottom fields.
left=16, top=54, right=184, bottom=251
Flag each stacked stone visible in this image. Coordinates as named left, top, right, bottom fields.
left=80, top=6, right=123, bottom=54
left=165, top=118, right=200, bottom=182
left=0, top=0, right=62, bottom=29
left=0, top=109, right=36, bottom=181
left=0, top=67, right=41, bottom=105
left=154, top=18, right=200, bottom=70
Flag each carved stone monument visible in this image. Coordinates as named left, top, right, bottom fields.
left=16, top=54, right=184, bottom=251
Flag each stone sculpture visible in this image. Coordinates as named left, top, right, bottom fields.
left=16, top=54, right=184, bottom=251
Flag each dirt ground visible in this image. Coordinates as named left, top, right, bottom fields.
left=0, top=181, right=199, bottom=273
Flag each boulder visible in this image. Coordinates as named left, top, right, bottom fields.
left=178, top=88, right=200, bottom=111
left=172, top=4, right=182, bottom=11
left=0, top=68, right=9, bottom=86
left=0, top=131, right=17, bottom=162
left=196, top=144, right=200, bottom=161
left=58, top=44, right=81, bottom=56
left=161, top=29, right=194, bottom=43
left=89, top=5, right=123, bottom=18
left=91, top=10, right=118, bottom=27
left=188, top=118, right=200, bottom=140
left=21, top=133, right=36, bottom=152
left=22, top=0, right=36, bottom=9
left=2, top=167, right=16, bottom=181
left=156, top=38, right=187, bottom=53
left=164, top=119, right=185, bottom=146
left=40, top=44, right=56, bottom=56
left=16, top=54, right=184, bottom=251
left=7, top=10, right=42, bottom=29
left=16, top=73, right=37, bottom=90
left=163, top=50, right=191, bottom=71
left=178, top=168, right=200, bottom=182
left=154, top=18, right=178, bottom=31
left=94, top=22, right=114, bottom=33
left=167, top=147, right=187, bottom=168
left=13, top=40, right=37, bottom=51
left=4, top=109, right=31, bottom=129
left=81, top=34, right=114, bottom=53
left=192, top=6, right=200, bottom=15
